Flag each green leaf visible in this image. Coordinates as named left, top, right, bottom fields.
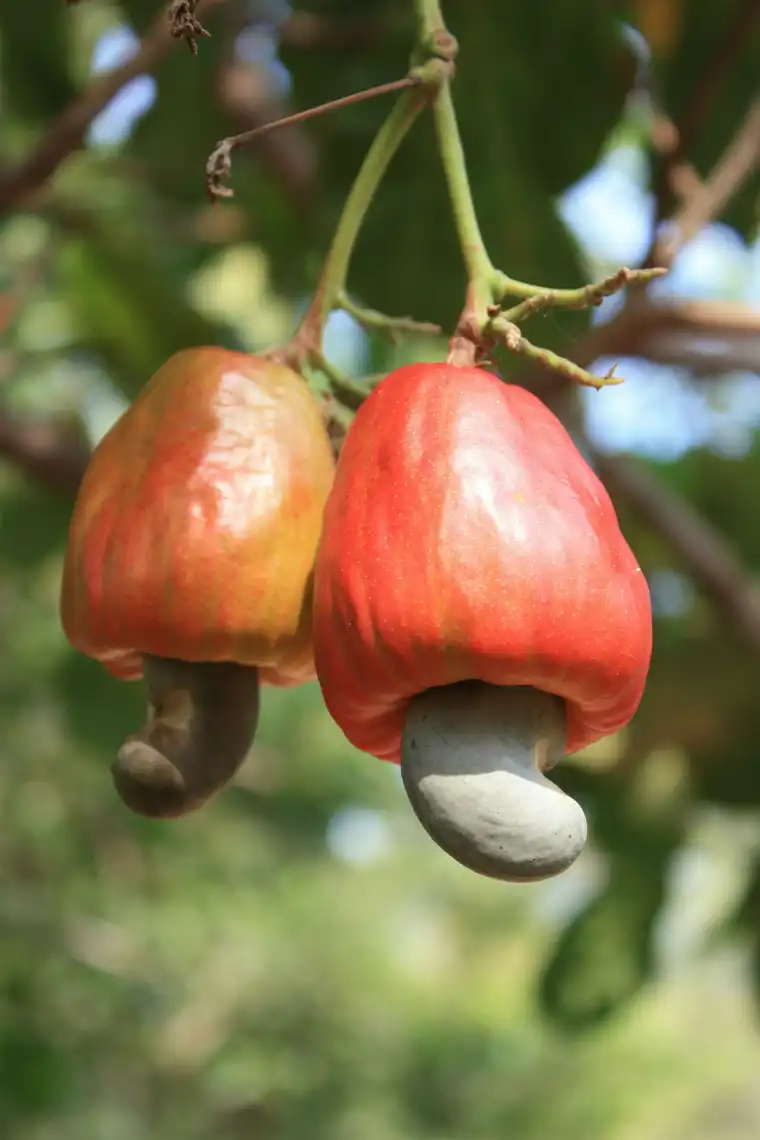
left=0, top=1023, right=71, bottom=1120
left=54, top=648, right=145, bottom=758
left=0, top=0, right=77, bottom=123
left=652, top=444, right=760, bottom=572
left=0, top=482, right=72, bottom=571
left=57, top=218, right=241, bottom=398
left=537, top=859, right=667, bottom=1031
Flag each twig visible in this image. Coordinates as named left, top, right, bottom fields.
left=661, top=96, right=760, bottom=259
left=336, top=291, right=441, bottom=339
left=480, top=268, right=665, bottom=388
left=487, top=316, right=624, bottom=389
left=634, top=299, right=760, bottom=372
left=205, top=75, right=417, bottom=201
left=569, top=91, right=760, bottom=378
left=642, top=298, right=760, bottom=338
left=493, top=266, right=667, bottom=311
left=0, top=0, right=228, bottom=215
left=216, top=62, right=317, bottom=213
left=649, top=111, right=704, bottom=210
left=564, top=298, right=760, bottom=376
left=636, top=300, right=760, bottom=374
left=645, top=0, right=760, bottom=256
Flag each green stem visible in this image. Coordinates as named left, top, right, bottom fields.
left=493, top=266, right=668, bottom=310
left=298, top=88, right=426, bottom=349
left=313, top=353, right=378, bottom=410
left=487, top=315, right=624, bottom=390
left=431, top=82, right=494, bottom=298
left=414, top=0, right=445, bottom=39
left=414, top=0, right=494, bottom=325
left=337, top=290, right=441, bottom=338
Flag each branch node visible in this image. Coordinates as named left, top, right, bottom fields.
left=425, top=29, right=459, bottom=64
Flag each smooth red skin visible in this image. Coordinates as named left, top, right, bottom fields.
left=61, top=348, right=334, bottom=687
left=313, top=363, right=652, bottom=762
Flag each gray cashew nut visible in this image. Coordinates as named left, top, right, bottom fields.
left=401, top=681, right=587, bottom=882
left=113, top=655, right=260, bottom=819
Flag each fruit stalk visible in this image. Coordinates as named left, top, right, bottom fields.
left=289, top=86, right=429, bottom=360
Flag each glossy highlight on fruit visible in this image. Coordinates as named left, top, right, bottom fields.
left=313, top=362, right=652, bottom=880
left=61, top=347, right=334, bottom=816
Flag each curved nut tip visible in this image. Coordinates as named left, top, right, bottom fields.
left=401, top=682, right=587, bottom=882
left=112, top=655, right=260, bottom=820
left=114, top=738, right=194, bottom=820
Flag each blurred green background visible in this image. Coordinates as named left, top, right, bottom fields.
left=2, top=0, right=760, bottom=1136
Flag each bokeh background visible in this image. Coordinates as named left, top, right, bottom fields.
left=2, top=0, right=760, bottom=1136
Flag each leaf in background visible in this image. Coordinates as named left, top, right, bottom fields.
left=56, top=218, right=241, bottom=398
left=121, top=3, right=316, bottom=298
left=651, top=444, right=760, bottom=572
left=537, top=859, right=668, bottom=1031
left=636, top=0, right=760, bottom=236
left=0, top=1020, right=71, bottom=1121
left=116, top=0, right=160, bottom=32
left=556, top=746, right=689, bottom=862
left=0, top=482, right=73, bottom=571
left=731, top=854, right=760, bottom=1025
left=722, top=853, right=760, bottom=940
left=690, top=717, right=760, bottom=808
left=54, top=648, right=145, bottom=758
left=0, top=0, right=77, bottom=123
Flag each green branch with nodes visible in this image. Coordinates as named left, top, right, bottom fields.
left=204, top=0, right=668, bottom=418
left=414, top=0, right=666, bottom=382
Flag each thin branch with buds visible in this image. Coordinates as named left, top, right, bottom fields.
left=206, top=75, right=420, bottom=200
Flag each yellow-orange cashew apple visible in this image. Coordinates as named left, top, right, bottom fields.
left=61, top=348, right=334, bottom=819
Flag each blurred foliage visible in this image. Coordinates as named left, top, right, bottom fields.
left=638, top=0, right=760, bottom=234
left=1, top=0, right=760, bottom=1135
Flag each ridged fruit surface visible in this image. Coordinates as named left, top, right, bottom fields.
left=313, top=362, right=652, bottom=761
left=61, top=348, right=334, bottom=686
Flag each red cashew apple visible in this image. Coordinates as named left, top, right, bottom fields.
left=61, top=348, right=334, bottom=819
left=313, top=362, right=652, bottom=882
